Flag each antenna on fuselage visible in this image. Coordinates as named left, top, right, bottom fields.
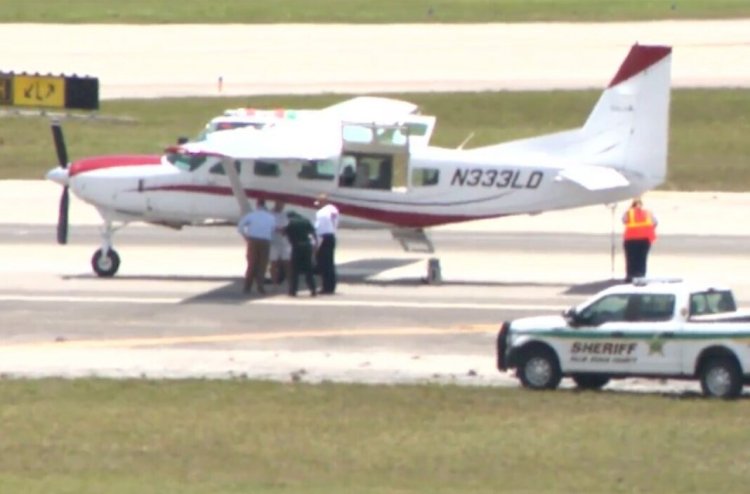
left=457, top=132, right=475, bottom=150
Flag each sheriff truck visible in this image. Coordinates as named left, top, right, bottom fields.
left=496, top=279, right=750, bottom=399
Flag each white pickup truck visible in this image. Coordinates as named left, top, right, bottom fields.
left=496, top=279, right=750, bottom=398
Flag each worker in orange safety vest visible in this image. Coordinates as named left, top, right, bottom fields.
left=622, top=198, right=657, bottom=282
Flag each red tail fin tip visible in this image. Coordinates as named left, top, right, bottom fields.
left=608, top=44, right=672, bottom=88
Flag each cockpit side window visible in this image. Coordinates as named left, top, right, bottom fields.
left=167, top=152, right=207, bottom=172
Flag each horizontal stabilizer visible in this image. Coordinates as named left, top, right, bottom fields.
left=555, top=165, right=629, bottom=191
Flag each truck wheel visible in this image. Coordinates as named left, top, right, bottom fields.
left=700, top=357, right=742, bottom=399
left=572, top=375, right=610, bottom=390
left=517, top=348, right=561, bottom=390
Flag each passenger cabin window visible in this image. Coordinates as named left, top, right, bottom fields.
left=254, top=160, right=281, bottom=177
left=167, top=152, right=207, bottom=172
left=577, top=293, right=675, bottom=326
left=412, top=168, right=439, bottom=187
left=209, top=160, right=241, bottom=175
left=689, top=290, right=736, bottom=316
left=298, top=160, right=335, bottom=181
left=404, top=122, right=428, bottom=137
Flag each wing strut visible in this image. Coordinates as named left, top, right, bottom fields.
left=221, top=156, right=251, bottom=215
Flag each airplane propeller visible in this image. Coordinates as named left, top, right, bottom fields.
left=51, top=121, right=70, bottom=245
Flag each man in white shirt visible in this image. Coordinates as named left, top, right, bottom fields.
left=237, top=199, right=276, bottom=294
left=314, top=193, right=339, bottom=294
left=269, top=200, right=292, bottom=288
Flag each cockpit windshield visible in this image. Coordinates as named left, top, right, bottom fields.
left=166, top=151, right=207, bottom=172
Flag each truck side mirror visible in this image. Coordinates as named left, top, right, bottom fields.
left=563, top=307, right=584, bottom=327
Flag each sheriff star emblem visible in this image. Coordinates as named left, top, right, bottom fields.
left=648, top=335, right=665, bottom=356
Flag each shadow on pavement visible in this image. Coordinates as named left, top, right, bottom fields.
left=62, top=259, right=614, bottom=303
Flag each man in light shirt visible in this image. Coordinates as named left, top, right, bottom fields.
left=314, top=193, right=339, bottom=294
left=269, top=200, right=292, bottom=288
left=237, top=199, right=276, bottom=294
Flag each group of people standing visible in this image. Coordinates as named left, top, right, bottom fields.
left=237, top=193, right=339, bottom=297
left=238, top=193, right=657, bottom=294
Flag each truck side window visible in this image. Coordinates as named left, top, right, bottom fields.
left=634, top=294, right=675, bottom=322
left=578, top=293, right=674, bottom=325
left=578, top=294, right=630, bottom=326
left=689, top=290, right=736, bottom=316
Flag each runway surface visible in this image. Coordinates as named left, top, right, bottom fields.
left=2, top=219, right=749, bottom=394
left=2, top=20, right=750, bottom=395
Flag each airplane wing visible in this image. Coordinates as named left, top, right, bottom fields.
left=555, top=165, right=630, bottom=191
left=184, top=119, right=342, bottom=161
left=322, top=96, right=419, bottom=121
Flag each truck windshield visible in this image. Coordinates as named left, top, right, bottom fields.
left=689, top=290, right=736, bottom=316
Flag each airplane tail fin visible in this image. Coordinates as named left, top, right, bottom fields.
left=467, top=44, right=672, bottom=192
left=580, top=44, right=672, bottom=188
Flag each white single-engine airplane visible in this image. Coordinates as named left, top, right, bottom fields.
left=46, top=44, right=672, bottom=277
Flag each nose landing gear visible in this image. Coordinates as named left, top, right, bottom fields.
left=91, top=220, right=123, bottom=277
left=91, top=248, right=121, bottom=277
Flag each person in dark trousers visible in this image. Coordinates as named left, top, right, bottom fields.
left=284, top=211, right=317, bottom=297
left=622, top=198, right=657, bottom=282
left=237, top=199, right=276, bottom=294
left=314, top=193, right=339, bottom=294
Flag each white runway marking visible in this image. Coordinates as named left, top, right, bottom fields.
left=0, top=295, right=182, bottom=304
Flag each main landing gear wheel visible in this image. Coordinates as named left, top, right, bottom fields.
left=91, top=248, right=120, bottom=277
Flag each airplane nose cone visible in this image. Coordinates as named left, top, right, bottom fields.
left=46, top=166, right=69, bottom=186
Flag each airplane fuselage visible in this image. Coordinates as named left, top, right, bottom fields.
left=65, top=145, right=651, bottom=230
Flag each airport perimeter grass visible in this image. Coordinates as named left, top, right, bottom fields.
left=1, top=0, right=749, bottom=23
left=1, top=378, right=749, bottom=493
left=1, top=89, right=748, bottom=190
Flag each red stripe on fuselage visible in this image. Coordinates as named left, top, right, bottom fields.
left=144, top=184, right=502, bottom=228
left=69, top=155, right=163, bottom=178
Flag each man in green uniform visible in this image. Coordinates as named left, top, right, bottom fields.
left=284, top=211, right=317, bottom=297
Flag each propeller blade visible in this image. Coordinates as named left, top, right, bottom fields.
left=51, top=121, right=69, bottom=168
left=57, top=186, right=69, bottom=245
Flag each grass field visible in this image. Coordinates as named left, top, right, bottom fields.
left=2, top=89, right=749, bottom=190
left=1, top=0, right=749, bottom=23
left=0, top=378, right=749, bottom=494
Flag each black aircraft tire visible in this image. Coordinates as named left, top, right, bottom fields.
left=91, top=248, right=121, bottom=277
